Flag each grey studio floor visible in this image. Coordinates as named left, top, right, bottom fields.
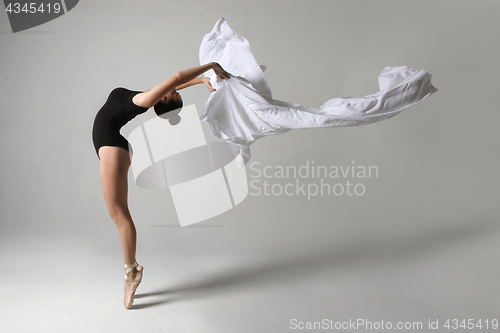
left=1, top=0, right=500, bottom=332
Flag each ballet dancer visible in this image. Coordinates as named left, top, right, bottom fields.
left=92, top=62, right=232, bottom=309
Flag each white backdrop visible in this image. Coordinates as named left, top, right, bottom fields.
left=0, top=1, right=498, bottom=332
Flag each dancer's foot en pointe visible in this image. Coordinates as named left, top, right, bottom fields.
left=124, top=262, right=143, bottom=309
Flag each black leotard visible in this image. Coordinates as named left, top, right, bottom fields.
left=92, top=87, right=149, bottom=159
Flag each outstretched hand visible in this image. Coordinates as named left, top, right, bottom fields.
left=202, top=77, right=216, bottom=92
left=212, top=62, right=232, bottom=80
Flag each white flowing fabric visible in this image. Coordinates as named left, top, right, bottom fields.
left=199, top=18, right=438, bottom=167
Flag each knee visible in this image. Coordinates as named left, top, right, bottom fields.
left=107, top=205, right=131, bottom=223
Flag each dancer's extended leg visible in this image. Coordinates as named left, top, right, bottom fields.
left=98, top=146, right=137, bottom=265
left=98, top=146, right=143, bottom=309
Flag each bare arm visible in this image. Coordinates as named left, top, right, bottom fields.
left=175, top=77, right=204, bottom=91
left=176, top=77, right=217, bottom=92
left=134, top=77, right=217, bottom=98
left=135, top=62, right=230, bottom=108
left=141, top=77, right=214, bottom=93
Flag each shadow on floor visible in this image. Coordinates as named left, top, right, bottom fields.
left=133, top=218, right=498, bottom=309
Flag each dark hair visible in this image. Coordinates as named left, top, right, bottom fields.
left=154, top=98, right=183, bottom=116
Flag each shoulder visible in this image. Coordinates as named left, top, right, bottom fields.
left=109, top=87, right=128, bottom=96
left=108, top=87, right=149, bottom=109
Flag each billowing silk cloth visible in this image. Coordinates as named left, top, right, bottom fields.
left=199, top=18, right=438, bottom=167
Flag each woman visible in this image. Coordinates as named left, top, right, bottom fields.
left=92, top=62, right=232, bottom=309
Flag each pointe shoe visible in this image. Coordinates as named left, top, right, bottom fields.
left=124, top=262, right=143, bottom=309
